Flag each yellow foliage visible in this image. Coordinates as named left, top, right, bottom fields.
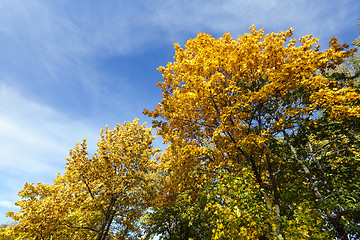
left=6, top=119, right=159, bottom=239
left=145, top=25, right=358, bottom=239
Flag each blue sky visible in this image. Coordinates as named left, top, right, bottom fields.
left=0, top=0, right=359, bottom=223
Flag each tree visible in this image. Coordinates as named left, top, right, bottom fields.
left=142, top=142, right=214, bottom=240
left=145, top=26, right=359, bottom=239
left=5, top=119, right=159, bottom=240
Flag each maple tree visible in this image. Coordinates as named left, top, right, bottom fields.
left=145, top=26, right=359, bottom=239
left=3, top=119, right=158, bottom=240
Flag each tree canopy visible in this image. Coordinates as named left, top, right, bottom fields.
left=2, top=119, right=158, bottom=240
left=144, top=25, right=359, bottom=239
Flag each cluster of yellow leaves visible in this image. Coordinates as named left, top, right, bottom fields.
left=148, top=26, right=357, bottom=148
left=66, top=118, right=158, bottom=202
left=145, top=26, right=358, bottom=186
left=4, top=119, right=159, bottom=240
left=3, top=182, right=86, bottom=239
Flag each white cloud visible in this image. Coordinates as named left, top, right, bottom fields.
left=146, top=0, right=359, bottom=46
left=0, top=1, right=159, bottom=120
left=1, top=0, right=357, bottom=63
left=0, top=83, right=100, bottom=201
left=0, top=200, right=13, bottom=208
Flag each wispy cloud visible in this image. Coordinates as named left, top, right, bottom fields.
left=0, top=83, right=99, bottom=199
left=0, top=1, right=357, bottom=111
left=147, top=0, right=360, bottom=46
left=0, top=200, right=13, bottom=208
